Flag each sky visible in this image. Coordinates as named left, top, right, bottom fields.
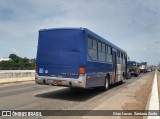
left=0, top=0, right=160, bottom=65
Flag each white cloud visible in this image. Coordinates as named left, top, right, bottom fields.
left=0, top=0, right=160, bottom=64
left=11, top=48, right=20, bottom=54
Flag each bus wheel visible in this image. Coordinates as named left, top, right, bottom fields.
left=103, top=77, right=109, bottom=91
left=69, top=87, right=79, bottom=91
left=135, top=74, right=139, bottom=77
left=119, top=80, right=123, bottom=84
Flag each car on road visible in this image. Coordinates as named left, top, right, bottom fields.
left=147, top=68, right=152, bottom=72
left=139, top=65, right=147, bottom=73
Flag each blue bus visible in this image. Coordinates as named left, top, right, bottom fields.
left=35, top=28, right=127, bottom=90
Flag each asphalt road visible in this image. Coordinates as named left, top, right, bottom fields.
left=0, top=72, right=154, bottom=119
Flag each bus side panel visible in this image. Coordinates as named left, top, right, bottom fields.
left=85, top=61, right=113, bottom=88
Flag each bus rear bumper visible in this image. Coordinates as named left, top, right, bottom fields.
left=35, top=73, right=86, bottom=88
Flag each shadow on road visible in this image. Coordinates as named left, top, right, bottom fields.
left=35, top=88, right=104, bottom=101
left=35, top=81, right=125, bottom=102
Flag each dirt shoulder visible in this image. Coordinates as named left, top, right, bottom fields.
left=122, top=72, right=154, bottom=119
left=77, top=72, right=155, bottom=119
left=157, top=70, right=160, bottom=105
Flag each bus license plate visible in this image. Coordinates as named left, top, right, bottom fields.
left=53, top=80, right=62, bottom=85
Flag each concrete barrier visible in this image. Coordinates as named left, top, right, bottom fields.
left=0, top=70, right=35, bottom=79
left=0, top=70, right=35, bottom=84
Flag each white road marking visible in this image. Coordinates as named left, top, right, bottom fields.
left=147, top=70, right=160, bottom=119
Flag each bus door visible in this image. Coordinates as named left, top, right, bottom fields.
left=112, top=51, right=117, bottom=83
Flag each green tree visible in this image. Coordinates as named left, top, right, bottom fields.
left=0, top=54, right=36, bottom=70
left=9, top=54, right=19, bottom=60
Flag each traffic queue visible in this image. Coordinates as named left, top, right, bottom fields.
left=126, top=61, right=154, bottom=79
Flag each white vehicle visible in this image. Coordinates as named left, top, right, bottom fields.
left=139, top=65, right=147, bottom=73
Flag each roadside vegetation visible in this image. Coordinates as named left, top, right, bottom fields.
left=0, top=54, right=35, bottom=70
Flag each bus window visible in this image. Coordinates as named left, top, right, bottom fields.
left=105, top=45, right=108, bottom=53
left=123, top=54, right=126, bottom=64
left=88, top=49, right=98, bottom=60
left=102, top=43, right=105, bottom=53
left=93, top=39, right=97, bottom=50
left=88, top=38, right=98, bottom=60
left=121, top=53, right=123, bottom=58
left=98, top=42, right=105, bottom=62
left=117, top=51, right=120, bottom=64
left=88, top=37, right=92, bottom=49
left=98, top=42, right=102, bottom=52
left=108, top=46, right=111, bottom=54
left=106, top=46, right=112, bottom=62
left=120, top=52, right=122, bottom=64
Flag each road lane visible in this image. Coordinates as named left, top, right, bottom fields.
left=0, top=83, right=63, bottom=98
left=0, top=72, right=154, bottom=119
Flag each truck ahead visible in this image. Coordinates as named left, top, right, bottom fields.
left=127, top=61, right=140, bottom=77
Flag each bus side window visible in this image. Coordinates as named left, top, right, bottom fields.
left=98, top=43, right=105, bottom=62
left=105, top=45, right=108, bottom=62
left=107, top=46, right=112, bottom=62
left=88, top=37, right=92, bottom=49
left=120, top=52, right=122, bottom=64
left=108, top=46, right=111, bottom=54
left=98, top=42, right=102, bottom=52
left=102, top=44, right=105, bottom=53
left=93, top=39, right=97, bottom=50
left=121, top=53, right=123, bottom=64
left=123, top=54, right=126, bottom=64
left=105, top=45, right=108, bottom=54
left=88, top=38, right=98, bottom=60
left=117, top=51, right=120, bottom=64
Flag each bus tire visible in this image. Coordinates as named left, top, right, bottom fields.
left=135, top=73, right=139, bottom=77
left=102, top=76, right=110, bottom=91
left=119, top=80, right=123, bottom=84
left=69, top=87, right=79, bottom=91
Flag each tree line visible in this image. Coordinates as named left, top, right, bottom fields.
left=0, top=54, right=35, bottom=70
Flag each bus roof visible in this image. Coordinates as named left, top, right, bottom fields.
left=128, top=61, right=137, bottom=63
left=39, top=27, right=127, bottom=54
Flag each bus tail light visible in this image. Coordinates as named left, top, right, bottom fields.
left=79, top=66, right=85, bottom=75
left=35, top=64, right=38, bottom=73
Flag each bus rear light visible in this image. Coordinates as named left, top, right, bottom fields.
left=35, top=64, right=38, bottom=73
left=79, top=66, right=85, bottom=75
